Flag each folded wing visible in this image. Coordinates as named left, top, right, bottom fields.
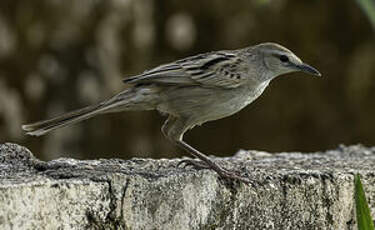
left=123, top=51, right=247, bottom=89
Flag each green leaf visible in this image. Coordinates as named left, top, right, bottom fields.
left=355, top=174, right=375, bottom=230
left=356, top=0, right=375, bottom=30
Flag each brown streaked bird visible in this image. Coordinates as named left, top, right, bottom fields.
left=23, top=43, right=321, bottom=184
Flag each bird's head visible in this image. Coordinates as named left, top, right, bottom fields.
left=249, top=42, right=321, bottom=81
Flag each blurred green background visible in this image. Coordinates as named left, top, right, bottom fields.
left=0, top=0, right=374, bottom=160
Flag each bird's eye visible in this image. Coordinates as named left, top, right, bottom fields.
left=279, top=55, right=289, bottom=63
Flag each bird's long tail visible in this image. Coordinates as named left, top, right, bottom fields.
left=22, top=102, right=108, bottom=136
left=22, top=88, right=156, bottom=136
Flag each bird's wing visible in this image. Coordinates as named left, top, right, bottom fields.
left=123, top=51, right=247, bottom=89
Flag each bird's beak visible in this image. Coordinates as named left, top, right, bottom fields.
left=296, top=63, right=321, bottom=77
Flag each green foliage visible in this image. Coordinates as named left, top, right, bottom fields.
left=355, top=174, right=375, bottom=230
left=356, top=0, right=375, bottom=29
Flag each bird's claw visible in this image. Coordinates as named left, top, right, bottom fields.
left=177, top=159, right=254, bottom=185
left=177, top=159, right=210, bottom=169
left=217, top=168, right=255, bottom=186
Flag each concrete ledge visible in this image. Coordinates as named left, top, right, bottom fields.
left=0, top=143, right=374, bottom=229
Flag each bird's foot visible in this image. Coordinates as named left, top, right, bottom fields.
left=177, top=159, right=210, bottom=169
left=216, top=167, right=254, bottom=185
left=177, top=159, right=253, bottom=185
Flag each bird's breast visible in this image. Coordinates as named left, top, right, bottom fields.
left=241, top=80, right=270, bottom=106
left=191, top=80, right=271, bottom=125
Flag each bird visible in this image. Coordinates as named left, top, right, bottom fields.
left=22, top=42, right=321, bottom=184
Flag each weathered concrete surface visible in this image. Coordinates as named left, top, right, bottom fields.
left=0, top=143, right=374, bottom=229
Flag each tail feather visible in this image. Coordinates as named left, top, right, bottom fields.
left=22, top=103, right=107, bottom=136
left=23, top=88, right=158, bottom=136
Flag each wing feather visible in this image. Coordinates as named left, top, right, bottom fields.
left=123, top=51, right=247, bottom=88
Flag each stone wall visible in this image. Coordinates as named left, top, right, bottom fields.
left=0, top=143, right=374, bottom=229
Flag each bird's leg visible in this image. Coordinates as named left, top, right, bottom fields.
left=175, top=139, right=251, bottom=184
left=162, top=116, right=251, bottom=184
left=175, top=141, right=222, bottom=172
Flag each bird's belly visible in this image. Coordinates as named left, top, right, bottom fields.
left=159, top=80, right=270, bottom=126
left=199, top=82, right=269, bottom=122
